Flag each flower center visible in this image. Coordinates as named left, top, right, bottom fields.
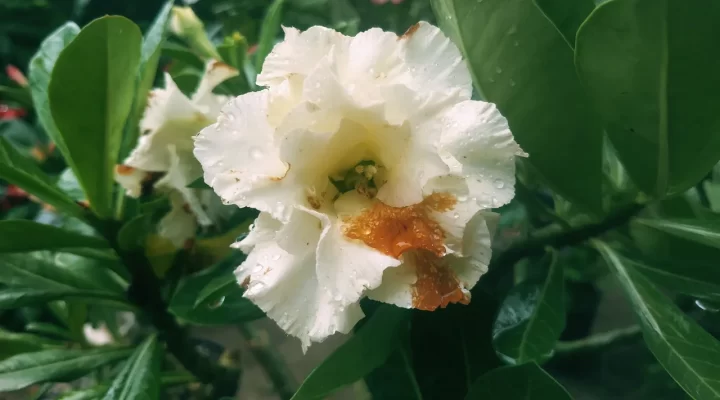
left=330, top=160, right=382, bottom=199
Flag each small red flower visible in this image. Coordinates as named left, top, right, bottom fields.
left=5, top=65, right=28, bottom=87
left=0, top=104, right=27, bottom=120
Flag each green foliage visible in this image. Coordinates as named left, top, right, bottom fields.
left=596, top=241, right=720, bottom=399
left=102, top=335, right=162, bottom=399
left=575, top=0, right=720, bottom=198
left=49, top=16, right=142, bottom=218
left=169, top=251, right=264, bottom=325
left=292, top=305, right=410, bottom=400
left=0, top=347, right=131, bottom=391
left=2, top=0, right=720, bottom=399
left=433, top=0, right=604, bottom=214
left=0, top=220, right=107, bottom=252
left=493, top=251, right=566, bottom=365
left=465, top=362, right=572, bottom=399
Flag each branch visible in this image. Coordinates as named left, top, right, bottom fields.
left=492, top=203, right=644, bottom=269
left=555, top=325, right=641, bottom=354
left=238, top=324, right=296, bottom=400
left=99, top=222, right=237, bottom=396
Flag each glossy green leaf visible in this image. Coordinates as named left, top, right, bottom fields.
left=432, top=0, right=603, bottom=213
left=0, top=138, right=86, bottom=219
left=465, top=363, right=572, bottom=400
left=120, top=0, right=174, bottom=159
left=0, top=329, right=61, bottom=360
left=49, top=16, right=142, bottom=218
left=255, top=0, right=284, bottom=71
left=0, top=220, right=107, bottom=253
left=575, top=0, right=720, bottom=198
left=292, top=305, right=410, bottom=400
left=170, top=251, right=264, bottom=324
left=0, top=347, right=131, bottom=391
left=0, top=252, right=126, bottom=309
left=635, top=218, right=720, bottom=251
left=161, top=42, right=204, bottom=69
left=596, top=241, right=720, bottom=399
left=493, top=251, right=566, bottom=365
left=533, top=0, right=595, bottom=48
left=25, top=322, right=74, bottom=341
left=28, top=22, right=80, bottom=159
left=102, top=335, right=162, bottom=400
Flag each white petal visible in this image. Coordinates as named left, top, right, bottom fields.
left=193, top=90, right=298, bottom=221
left=191, top=60, right=238, bottom=117
left=399, top=22, right=473, bottom=100
left=422, top=175, right=479, bottom=256
left=439, top=100, right=524, bottom=209
left=155, top=146, right=212, bottom=226
left=232, top=212, right=282, bottom=253
left=235, top=210, right=363, bottom=350
left=114, top=165, right=148, bottom=198
left=158, top=192, right=197, bottom=248
left=305, top=200, right=401, bottom=307
left=256, top=26, right=347, bottom=88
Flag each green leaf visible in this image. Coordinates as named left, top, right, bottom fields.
left=432, top=0, right=603, bottom=213
left=0, top=347, right=131, bottom=391
left=465, top=363, right=572, bottom=400
left=533, top=0, right=595, bottom=48
left=493, top=251, right=566, bottom=365
left=596, top=241, right=720, bottom=400
left=0, top=252, right=126, bottom=309
left=170, top=251, right=264, bottom=324
left=161, top=42, right=204, bottom=69
left=575, top=0, right=720, bottom=198
left=28, top=22, right=80, bottom=160
left=330, top=0, right=360, bottom=35
left=25, top=322, right=75, bottom=341
left=0, top=85, right=33, bottom=108
left=255, top=0, right=284, bottom=71
left=0, top=137, right=86, bottom=219
left=186, top=176, right=210, bottom=189
left=117, top=213, right=152, bottom=251
left=49, top=16, right=142, bottom=218
left=0, top=328, right=61, bottom=360
left=635, top=218, right=720, bottom=251
left=120, top=0, right=174, bottom=160
left=292, top=305, right=410, bottom=400
left=102, top=335, right=162, bottom=400
left=0, top=220, right=107, bottom=253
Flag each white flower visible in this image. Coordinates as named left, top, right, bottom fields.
left=115, top=60, right=238, bottom=247
left=194, top=22, right=526, bottom=349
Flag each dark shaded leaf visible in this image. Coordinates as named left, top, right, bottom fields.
left=0, top=220, right=107, bottom=253
left=432, top=0, right=603, bottom=213
left=255, top=0, right=284, bottom=71
left=465, top=363, right=572, bottom=399
left=596, top=241, right=720, bottom=400
left=575, top=0, right=720, bottom=197
left=292, top=305, right=410, bottom=400
left=493, top=251, right=566, bottom=364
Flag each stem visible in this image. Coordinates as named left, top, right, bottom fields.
left=555, top=325, right=641, bottom=353
left=238, top=324, right=296, bottom=400
left=98, top=221, right=237, bottom=396
left=492, top=203, right=644, bottom=270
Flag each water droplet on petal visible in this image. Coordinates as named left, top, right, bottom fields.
left=494, top=178, right=505, bottom=189
left=453, top=213, right=460, bottom=219
left=248, top=223, right=255, bottom=231
left=249, top=147, right=263, bottom=160
left=271, top=254, right=281, bottom=261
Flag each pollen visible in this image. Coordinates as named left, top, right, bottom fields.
left=342, top=192, right=467, bottom=310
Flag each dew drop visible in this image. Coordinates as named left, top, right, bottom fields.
left=453, top=213, right=460, bottom=219
left=208, top=296, right=225, bottom=309
left=494, top=178, right=505, bottom=189
left=249, top=147, right=263, bottom=160
left=509, top=79, right=516, bottom=87
left=271, top=254, right=281, bottom=261
left=457, top=194, right=468, bottom=202
left=248, top=223, right=255, bottom=231
left=489, top=77, right=496, bottom=83
left=513, top=40, right=520, bottom=47
left=495, top=67, right=503, bottom=74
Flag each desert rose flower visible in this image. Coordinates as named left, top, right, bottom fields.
left=116, top=60, right=237, bottom=247
left=194, top=22, right=526, bottom=348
